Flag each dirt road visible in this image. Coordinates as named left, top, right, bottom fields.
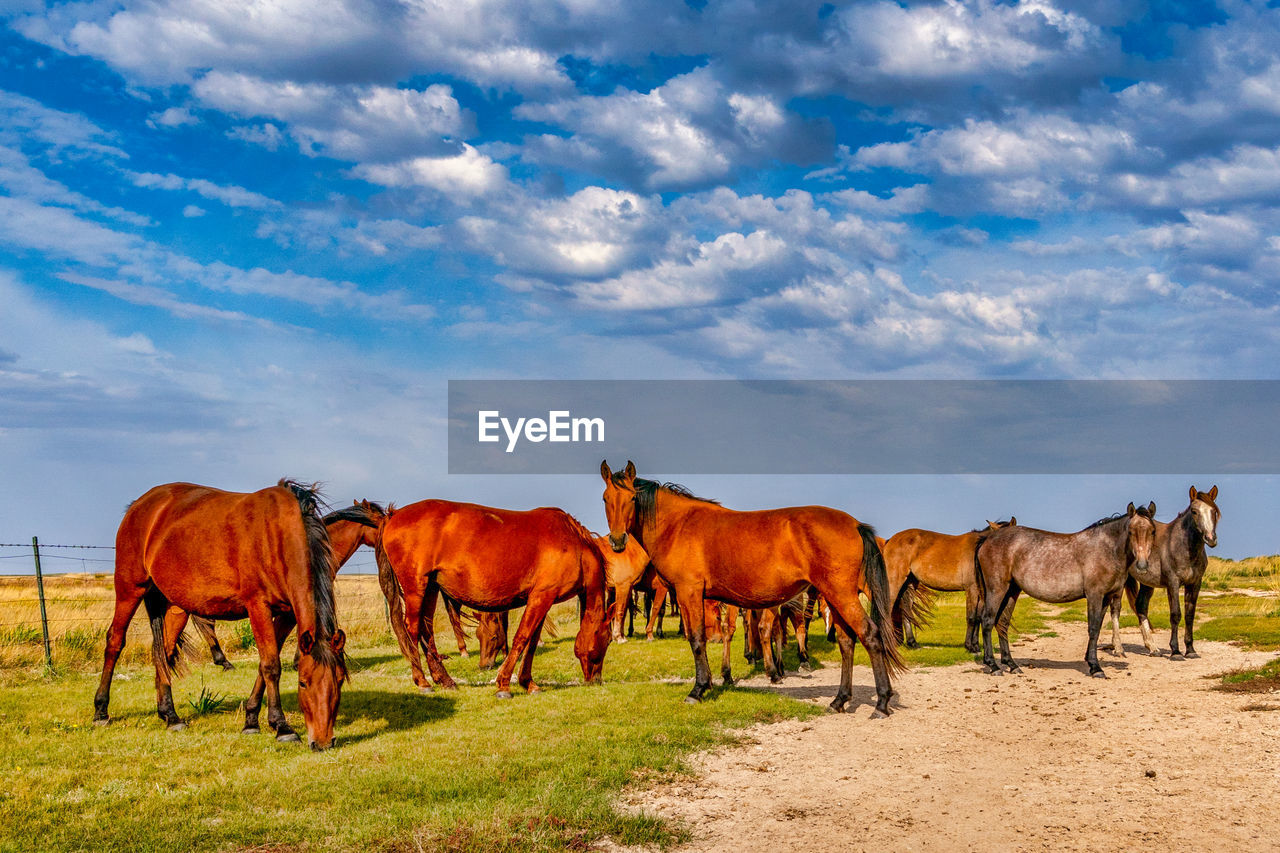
left=610, top=625, right=1280, bottom=852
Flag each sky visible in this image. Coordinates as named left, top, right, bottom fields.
left=1, top=0, right=1279, bottom=565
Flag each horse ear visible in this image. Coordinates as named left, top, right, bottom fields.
left=1148, top=501, right=1157, bottom=516
left=1009, top=516, right=1016, bottom=526
left=1189, top=485, right=1197, bottom=501
left=331, top=629, right=346, bottom=654
left=1208, top=485, right=1218, bottom=500
left=299, top=630, right=315, bottom=656
left=624, top=460, right=636, bottom=480
left=600, top=460, right=612, bottom=483
left=1127, top=502, right=1136, bottom=516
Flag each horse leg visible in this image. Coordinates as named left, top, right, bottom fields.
left=821, top=588, right=892, bottom=717
left=720, top=604, right=737, bottom=686
left=377, top=551, right=428, bottom=682
left=1105, top=594, right=1125, bottom=657
left=794, top=606, right=812, bottom=671
left=515, top=614, right=548, bottom=695
left=612, top=581, right=633, bottom=644
left=242, top=612, right=295, bottom=735
left=1133, top=582, right=1160, bottom=655
left=143, top=588, right=185, bottom=730
left=963, top=584, right=981, bottom=654
left=979, top=577, right=1006, bottom=676
left=995, top=586, right=1022, bottom=673
left=647, top=584, right=667, bottom=640
left=495, top=591, right=556, bottom=698
left=1183, top=583, right=1201, bottom=658
left=399, top=583, right=435, bottom=691
left=1166, top=582, right=1185, bottom=660
left=242, top=601, right=297, bottom=741
left=419, top=584, right=457, bottom=688
left=191, top=615, right=234, bottom=670
left=162, top=605, right=190, bottom=670
left=444, top=595, right=469, bottom=658
left=675, top=587, right=713, bottom=702
left=1085, top=593, right=1107, bottom=678
left=93, top=579, right=149, bottom=724
left=760, top=608, right=783, bottom=683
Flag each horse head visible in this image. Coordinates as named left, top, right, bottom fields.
left=600, top=459, right=637, bottom=552
left=296, top=628, right=348, bottom=751
left=1189, top=485, right=1219, bottom=548
left=1126, top=502, right=1156, bottom=572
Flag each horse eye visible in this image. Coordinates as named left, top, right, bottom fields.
left=298, top=680, right=308, bottom=689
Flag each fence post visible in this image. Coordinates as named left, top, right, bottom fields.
left=32, top=536, right=52, bottom=669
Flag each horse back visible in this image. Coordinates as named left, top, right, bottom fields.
left=884, top=528, right=979, bottom=592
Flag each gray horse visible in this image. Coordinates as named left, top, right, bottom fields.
left=976, top=503, right=1156, bottom=678
left=1106, top=485, right=1220, bottom=659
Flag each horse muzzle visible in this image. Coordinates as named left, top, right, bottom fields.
left=1205, top=536, right=1218, bottom=548
left=608, top=533, right=628, bottom=552
left=1135, top=559, right=1149, bottom=572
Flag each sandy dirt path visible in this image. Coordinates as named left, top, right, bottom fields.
left=608, top=625, right=1280, bottom=852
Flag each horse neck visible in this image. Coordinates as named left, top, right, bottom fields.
left=1083, top=518, right=1130, bottom=559
left=326, top=521, right=365, bottom=573
left=1168, top=506, right=1205, bottom=562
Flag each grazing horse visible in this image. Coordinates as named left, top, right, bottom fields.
left=976, top=503, right=1156, bottom=678
left=885, top=519, right=1015, bottom=653
left=601, top=460, right=906, bottom=716
left=377, top=501, right=614, bottom=697
left=94, top=480, right=348, bottom=749
left=1107, top=486, right=1220, bottom=659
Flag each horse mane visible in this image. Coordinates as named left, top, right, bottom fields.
left=1083, top=513, right=1126, bottom=530
left=620, top=477, right=721, bottom=534
left=278, top=479, right=343, bottom=669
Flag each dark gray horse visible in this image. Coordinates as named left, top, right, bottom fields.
left=976, top=503, right=1156, bottom=678
left=1106, top=485, right=1220, bottom=660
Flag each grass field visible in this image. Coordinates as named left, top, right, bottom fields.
left=1, top=561, right=1277, bottom=852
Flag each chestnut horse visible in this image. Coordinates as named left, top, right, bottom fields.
left=94, top=480, right=348, bottom=749
left=1106, top=486, right=1220, bottom=659
left=601, top=461, right=905, bottom=716
left=885, top=519, right=1015, bottom=653
left=976, top=503, right=1156, bottom=678
left=377, top=501, right=613, bottom=697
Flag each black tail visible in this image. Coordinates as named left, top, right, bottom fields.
left=858, top=523, right=906, bottom=674
left=893, top=573, right=937, bottom=642
left=145, top=588, right=192, bottom=680
left=374, top=543, right=417, bottom=662
left=972, top=530, right=990, bottom=618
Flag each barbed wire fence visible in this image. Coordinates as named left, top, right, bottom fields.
left=0, top=539, right=385, bottom=669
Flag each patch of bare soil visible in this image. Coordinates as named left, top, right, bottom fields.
left=605, top=625, right=1280, bottom=852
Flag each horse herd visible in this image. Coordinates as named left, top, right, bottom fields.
left=90, top=463, right=1221, bottom=751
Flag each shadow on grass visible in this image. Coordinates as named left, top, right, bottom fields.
left=332, top=689, right=458, bottom=744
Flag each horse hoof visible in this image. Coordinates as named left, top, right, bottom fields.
left=94, top=718, right=110, bottom=727
left=496, top=691, right=513, bottom=700
left=276, top=732, right=300, bottom=743
left=219, top=662, right=235, bottom=672
left=241, top=727, right=260, bottom=736
left=1170, top=653, right=1186, bottom=662
left=722, top=677, right=734, bottom=687
left=166, top=721, right=186, bottom=732
left=616, top=637, right=627, bottom=645
left=1186, top=651, right=1200, bottom=659
left=458, top=650, right=469, bottom=658
left=905, top=641, right=920, bottom=650
left=684, top=695, right=701, bottom=705
left=1090, top=669, right=1107, bottom=679
left=987, top=667, right=1003, bottom=676
left=870, top=708, right=890, bottom=720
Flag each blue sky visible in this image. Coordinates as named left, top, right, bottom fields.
left=1, top=0, right=1278, bottom=561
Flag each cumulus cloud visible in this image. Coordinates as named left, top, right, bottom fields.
left=352, top=144, right=510, bottom=199
left=192, top=72, right=469, bottom=162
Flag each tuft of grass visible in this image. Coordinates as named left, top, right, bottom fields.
left=187, top=679, right=231, bottom=716
left=231, top=620, right=257, bottom=651
left=0, top=623, right=42, bottom=646
left=1214, top=657, right=1280, bottom=694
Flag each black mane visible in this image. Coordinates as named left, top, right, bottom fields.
left=278, top=479, right=344, bottom=669
left=613, top=476, right=720, bottom=535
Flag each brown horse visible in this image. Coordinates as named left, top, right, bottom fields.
left=603, top=534, right=655, bottom=643
left=94, top=480, right=348, bottom=749
left=885, top=519, right=1015, bottom=653
left=976, top=503, right=1156, bottom=678
left=601, top=461, right=905, bottom=716
left=1107, top=486, right=1220, bottom=659
left=377, top=500, right=613, bottom=697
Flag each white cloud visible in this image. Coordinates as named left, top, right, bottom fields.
left=192, top=72, right=468, bottom=162
left=352, top=144, right=510, bottom=199
left=128, top=171, right=283, bottom=210
left=146, top=106, right=198, bottom=128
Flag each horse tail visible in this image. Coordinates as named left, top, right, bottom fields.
left=374, top=543, right=409, bottom=647
left=145, top=591, right=193, bottom=681
left=893, top=573, right=936, bottom=641
left=321, top=504, right=380, bottom=528
left=858, top=523, right=905, bottom=675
